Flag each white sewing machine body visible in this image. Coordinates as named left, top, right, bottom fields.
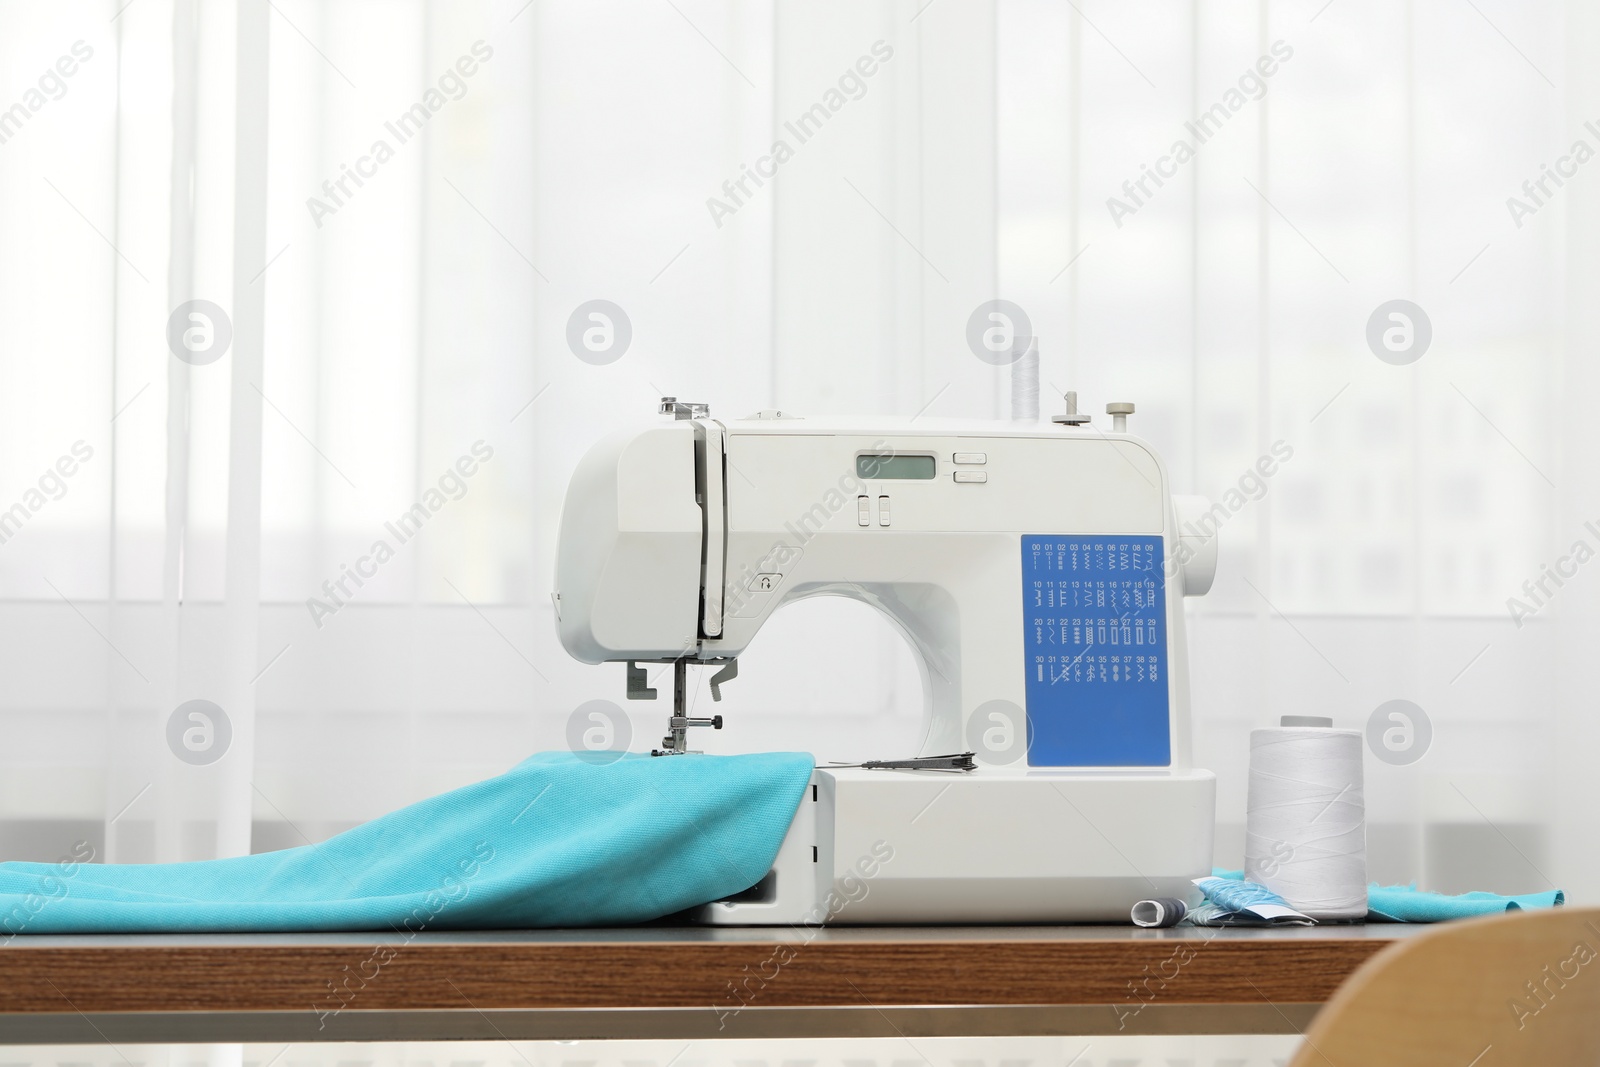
left=554, top=407, right=1218, bottom=923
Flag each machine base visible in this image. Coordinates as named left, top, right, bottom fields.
left=694, top=767, right=1216, bottom=925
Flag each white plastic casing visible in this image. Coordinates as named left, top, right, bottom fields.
left=554, top=425, right=703, bottom=662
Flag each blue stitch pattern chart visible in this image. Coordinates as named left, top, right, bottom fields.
left=1021, top=535, right=1171, bottom=767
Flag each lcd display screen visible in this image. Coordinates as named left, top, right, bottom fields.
left=857, top=454, right=936, bottom=480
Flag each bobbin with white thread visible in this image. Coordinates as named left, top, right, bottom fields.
left=1244, top=715, right=1368, bottom=920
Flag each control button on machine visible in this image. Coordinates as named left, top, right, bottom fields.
left=747, top=572, right=781, bottom=592
left=878, top=495, right=890, bottom=526
left=857, top=495, right=870, bottom=526
left=952, top=452, right=987, bottom=464
left=952, top=471, right=988, bottom=484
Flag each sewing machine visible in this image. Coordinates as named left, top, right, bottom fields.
left=553, top=396, right=1218, bottom=923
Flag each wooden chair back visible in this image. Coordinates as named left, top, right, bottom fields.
left=1289, top=907, right=1600, bottom=1066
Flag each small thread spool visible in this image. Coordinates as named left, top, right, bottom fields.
left=1245, top=715, right=1367, bottom=920
left=1009, top=337, right=1039, bottom=422
left=1130, top=897, right=1187, bottom=928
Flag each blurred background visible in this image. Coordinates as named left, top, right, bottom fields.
left=1, top=0, right=1597, bottom=1061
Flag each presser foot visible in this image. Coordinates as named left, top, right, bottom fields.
left=654, top=714, right=724, bottom=755
left=649, top=658, right=724, bottom=755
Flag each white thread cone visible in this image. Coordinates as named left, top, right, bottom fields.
left=1245, top=725, right=1367, bottom=919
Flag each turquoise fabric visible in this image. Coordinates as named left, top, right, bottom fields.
left=0, top=751, right=814, bottom=934
left=1208, top=869, right=1565, bottom=923
left=1366, top=883, right=1565, bottom=922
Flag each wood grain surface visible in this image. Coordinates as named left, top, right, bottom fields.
left=0, top=928, right=1402, bottom=1016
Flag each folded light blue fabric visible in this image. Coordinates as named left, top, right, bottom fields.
left=0, top=751, right=814, bottom=934
left=1187, top=875, right=1313, bottom=926
left=1208, top=869, right=1564, bottom=923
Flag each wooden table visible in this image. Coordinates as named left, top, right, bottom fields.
left=0, top=924, right=1422, bottom=1044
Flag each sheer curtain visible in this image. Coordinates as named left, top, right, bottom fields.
left=0, top=0, right=1592, bottom=907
